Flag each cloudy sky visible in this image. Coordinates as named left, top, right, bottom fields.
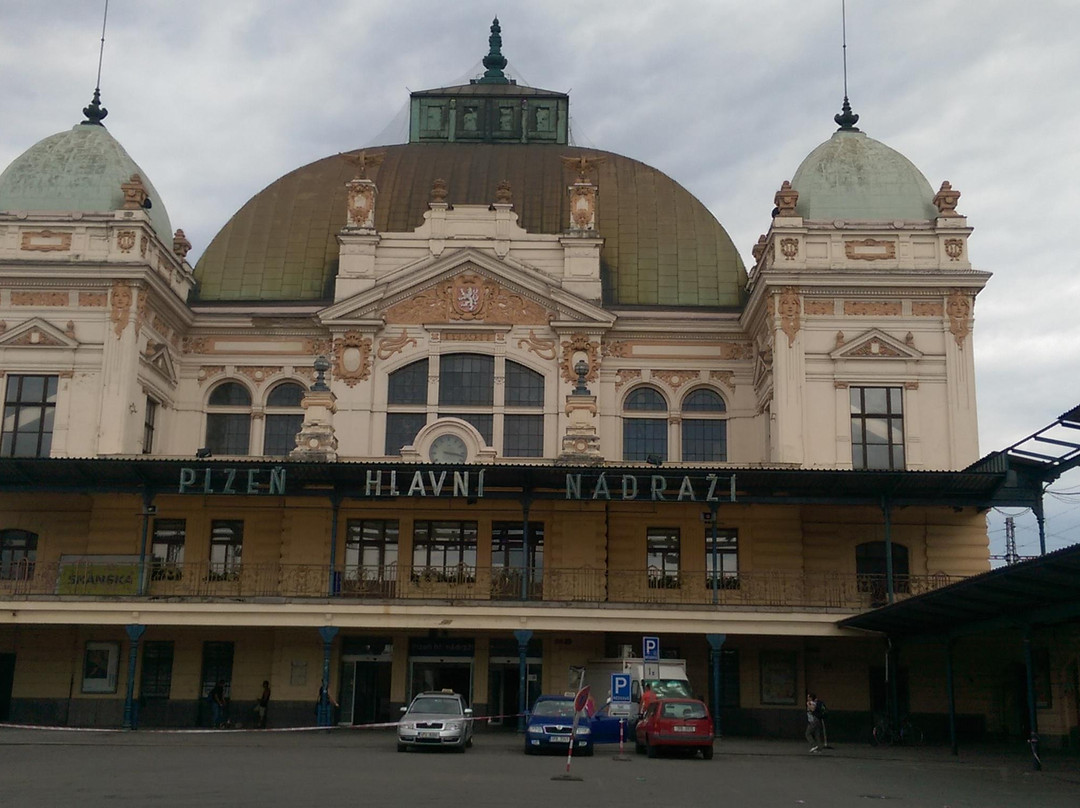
left=2, top=0, right=1079, bottom=554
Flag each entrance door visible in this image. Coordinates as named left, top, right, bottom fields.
left=341, top=660, right=392, bottom=725
left=0, top=653, right=14, bottom=721
left=487, top=660, right=540, bottom=726
left=199, top=641, right=234, bottom=727
left=409, top=660, right=473, bottom=702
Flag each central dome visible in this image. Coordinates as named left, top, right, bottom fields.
left=194, top=143, right=746, bottom=307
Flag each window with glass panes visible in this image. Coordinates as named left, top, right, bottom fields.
left=850, top=387, right=905, bottom=469
left=151, top=519, right=185, bottom=579
left=263, top=382, right=305, bottom=456
left=345, top=520, right=399, bottom=577
left=856, top=541, right=910, bottom=597
left=143, top=397, right=158, bottom=454
left=205, top=382, right=251, bottom=455
left=623, top=387, right=668, bottom=461
left=385, top=355, right=545, bottom=457
left=1, top=374, right=58, bottom=457
left=140, top=641, right=174, bottom=698
left=705, top=528, right=738, bottom=589
left=209, top=520, right=243, bottom=577
left=682, top=388, right=727, bottom=461
left=646, top=527, right=680, bottom=588
left=491, top=521, right=544, bottom=573
left=412, top=521, right=477, bottom=581
left=0, top=528, right=37, bottom=580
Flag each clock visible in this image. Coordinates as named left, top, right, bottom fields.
left=429, top=433, right=468, bottom=463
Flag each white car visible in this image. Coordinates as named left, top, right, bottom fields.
left=397, top=690, right=474, bottom=752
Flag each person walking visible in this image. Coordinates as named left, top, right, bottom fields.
left=209, top=680, right=228, bottom=728
left=254, top=680, right=271, bottom=729
left=639, top=682, right=658, bottom=717
left=806, top=692, right=825, bottom=752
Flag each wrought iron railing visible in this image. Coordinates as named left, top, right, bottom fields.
left=0, top=561, right=962, bottom=610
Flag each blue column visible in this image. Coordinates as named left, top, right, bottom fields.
left=317, top=626, right=339, bottom=727
left=327, top=493, right=341, bottom=597
left=706, top=634, right=725, bottom=735
left=122, top=624, right=146, bottom=730
left=514, top=628, right=532, bottom=732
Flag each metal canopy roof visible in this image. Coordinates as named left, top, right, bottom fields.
left=839, top=542, right=1080, bottom=638
left=0, top=456, right=1016, bottom=507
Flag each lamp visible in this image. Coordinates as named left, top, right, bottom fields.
left=645, top=454, right=664, bottom=467
left=195, top=447, right=212, bottom=458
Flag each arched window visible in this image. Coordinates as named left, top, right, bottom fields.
left=205, top=382, right=252, bottom=456
left=623, top=387, right=668, bottom=461
left=263, top=382, right=305, bottom=456
left=384, top=355, right=546, bottom=457
left=0, top=528, right=37, bottom=580
left=682, top=388, right=727, bottom=462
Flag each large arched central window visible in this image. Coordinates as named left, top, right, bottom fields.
left=205, top=382, right=252, bottom=455
left=263, top=382, right=305, bottom=456
left=385, top=354, right=544, bottom=457
left=682, top=388, right=727, bottom=461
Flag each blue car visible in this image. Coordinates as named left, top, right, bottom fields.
left=524, top=695, right=594, bottom=756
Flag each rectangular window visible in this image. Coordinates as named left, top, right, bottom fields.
left=143, top=398, right=158, bottom=454
left=140, top=641, right=175, bottom=699
left=209, top=520, right=243, bottom=579
left=682, top=419, right=727, bottom=462
left=503, top=414, right=544, bottom=457
left=385, top=412, right=427, bottom=455
left=200, top=640, right=234, bottom=700
left=412, top=520, right=477, bottom=582
left=0, top=529, right=37, bottom=580
left=491, top=521, right=544, bottom=599
left=439, top=412, right=493, bottom=444
left=205, top=413, right=250, bottom=456
left=2, top=374, right=59, bottom=457
left=264, top=413, right=303, bottom=456
left=151, top=519, right=186, bottom=580
left=345, top=519, right=399, bottom=595
left=624, top=419, right=667, bottom=462
left=850, top=386, right=905, bottom=469
left=705, top=528, right=739, bottom=589
left=646, top=527, right=680, bottom=588
left=438, top=355, right=494, bottom=406
left=387, top=360, right=428, bottom=405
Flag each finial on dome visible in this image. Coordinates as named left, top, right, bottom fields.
left=476, top=17, right=510, bottom=84
left=81, top=88, right=108, bottom=126
left=834, top=96, right=860, bottom=132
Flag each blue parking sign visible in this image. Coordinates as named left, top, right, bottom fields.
left=643, top=636, right=660, bottom=661
left=611, top=673, right=632, bottom=703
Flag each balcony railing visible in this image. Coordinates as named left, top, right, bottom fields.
left=0, top=561, right=962, bottom=611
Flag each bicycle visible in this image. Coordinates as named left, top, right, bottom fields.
left=870, top=715, right=924, bottom=746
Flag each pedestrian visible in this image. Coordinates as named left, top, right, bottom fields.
left=317, top=680, right=338, bottom=725
left=639, top=682, right=658, bottom=717
left=254, top=680, right=271, bottom=729
left=806, top=692, right=825, bottom=752
left=209, top=680, right=227, bottom=728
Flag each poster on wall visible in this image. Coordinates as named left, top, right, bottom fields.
left=82, top=641, right=120, bottom=693
left=759, top=651, right=798, bottom=705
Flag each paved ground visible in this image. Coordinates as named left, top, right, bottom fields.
left=0, top=726, right=1076, bottom=808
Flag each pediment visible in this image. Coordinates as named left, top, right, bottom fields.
left=830, top=328, right=923, bottom=360
left=0, top=317, right=79, bottom=349
left=321, top=247, right=614, bottom=327
left=140, top=340, right=178, bottom=385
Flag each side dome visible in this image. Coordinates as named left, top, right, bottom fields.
left=791, top=129, right=937, bottom=221
left=194, top=143, right=746, bottom=307
left=0, top=124, right=172, bottom=240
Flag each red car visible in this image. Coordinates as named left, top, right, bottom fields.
left=635, top=698, right=714, bottom=759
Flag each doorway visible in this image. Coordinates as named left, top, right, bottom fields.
left=487, top=660, right=540, bottom=727
left=0, top=653, right=14, bottom=721
left=340, top=659, right=392, bottom=725
left=199, top=641, right=234, bottom=727
left=408, top=659, right=473, bottom=702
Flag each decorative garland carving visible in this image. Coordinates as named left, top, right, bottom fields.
left=845, top=339, right=903, bottom=358
left=560, top=333, right=600, bottom=383
left=778, top=287, right=800, bottom=346
left=237, top=366, right=284, bottom=384
left=197, top=366, right=225, bottom=385
left=653, top=370, right=699, bottom=390
left=110, top=282, right=133, bottom=338
left=377, top=329, right=418, bottom=360
left=385, top=270, right=553, bottom=325
left=183, top=337, right=211, bottom=354
left=614, top=369, right=642, bottom=391
left=709, top=370, right=735, bottom=390
left=303, top=338, right=333, bottom=356
left=843, top=300, right=902, bottom=316
left=517, top=329, right=557, bottom=361
left=9, top=328, right=65, bottom=347
left=333, top=331, right=373, bottom=387
left=946, top=290, right=973, bottom=346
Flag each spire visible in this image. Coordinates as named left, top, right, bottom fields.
left=834, top=96, right=860, bottom=132
left=81, top=87, right=108, bottom=126
left=476, top=17, right=510, bottom=84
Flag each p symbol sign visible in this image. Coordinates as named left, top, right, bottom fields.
left=643, top=636, right=660, bottom=661
left=611, top=673, right=632, bottom=702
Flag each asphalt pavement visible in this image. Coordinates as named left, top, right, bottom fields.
left=0, top=726, right=1076, bottom=808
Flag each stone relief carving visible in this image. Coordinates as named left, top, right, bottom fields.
left=110, top=282, right=133, bottom=338
left=64, top=321, right=76, bottom=340
left=912, top=302, right=944, bottom=317
left=652, top=370, right=699, bottom=390
left=804, top=299, right=834, bottom=316
left=237, top=366, right=284, bottom=384
left=774, top=180, right=799, bottom=216
left=709, top=370, right=735, bottom=390
left=614, top=369, right=642, bottom=391
left=346, top=179, right=377, bottom=229
left=384, top=271, right=552, bottom=325
left=117, top=230, right=137, bottom=253
left=79, top=292, right=107, bottom=307
left=835, top=331, right=845, bottom=348
left=845, top=338, right=904, bottom=358
left=140, top=234, right=148, bottom=257
left=134, top=291, right=148, bottom=335
left=377, top=329, right=418, bottom=360
left=780, top=237, right=798, bottom=260
left=933, top=181, right=961, bottom=216
left=944, top=238, right=963, bottom=261
left=905, top=381, right=920, bottom=390
left=946, top=290, right=973, bottom=346
left=843, top=300, right=902, bottom=316
left=602, top=340, right=630, bottom=358
left=333, top=331, right=373, bottom=387
left=197, top=366, right=225, bottom=385
left=844, top=239, right=896, bottom=261
left=517, top=330, right=557, bottom=361
left=778, top=287, right=801, bottom=346
left=173, top=229, right=192, bottom=259
left=12, top=292, right=67, bottom=306
left=9, top=328, right=65, bottom=347
left=560, top=333, right=600, bottom=383
left=183, top=337, right=211, bottom=354
left=20, top=230, right=72, bottom=252
left=303, top=338, right=333, bottom=356
left=120, top=173, right=148, bottom=210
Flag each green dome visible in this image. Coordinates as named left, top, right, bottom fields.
left=194, top=143, right=746, bottom=307
left=0, top=124, right=172, bottom=240
left=791, top=130, right=937, bottom=221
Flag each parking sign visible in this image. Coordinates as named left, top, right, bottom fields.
left=610, top=673, right=632, bottom=703
left=643, top=636, right=660, bottom=661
